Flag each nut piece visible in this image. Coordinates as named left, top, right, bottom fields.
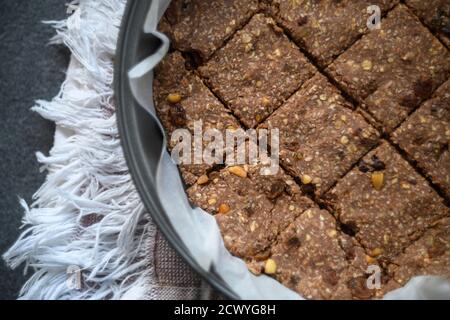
left=366, top=255, right=377, bottom=264
left=228, top=166, right=247, bottom=178
left=340, top=136, right=349, bottom=145
left=169, top=104, right=187, bottom=127
left=371, top=172, right=385, bottom=191
left=218, top=203, right=231, bottom=214
left=264, top=258, right=277, bottom=275
left=197, top=175, right=209, bottom=185
left=361, top=60, right=373, bottom=71
left=301, top=174, right=313, bottom=185
left=261, top=96, right=271, bottom=107
left=167, top=93, right=182, bottom=104
left=370, top=247, right=384, bottom=257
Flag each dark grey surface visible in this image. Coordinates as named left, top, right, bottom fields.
left=0, top=1, right=70, bottom=300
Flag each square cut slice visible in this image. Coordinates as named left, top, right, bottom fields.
left=327, top=5, right=450, bottom=132
left=383, top=217, right=450, bottom=291
left=260, top=74, right=380, bottom=196
left=153, top=52, right=241, bottom=185
left=326, top=142, right=449, bottom=262
left=269, top=208, right=378, bottom=300
left=266, top=0, right=399, bottom=67
left=392, top=80, right=450, bottom=199
left=187, top=156, right=316, bottom=261
left=199, top=13, right=317, bottom=128
left=405, top=0, right=450, bottom=48
left=158, top=0, right=259, bottom=60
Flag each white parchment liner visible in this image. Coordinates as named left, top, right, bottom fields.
left=127, top=0, right=450, bottom=300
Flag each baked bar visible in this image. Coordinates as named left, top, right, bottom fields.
left=327, top=5, right=450, bottom=132
left=187, top=148, right=316, bottom=261
left=392, top=80, right=450, bottom=199
left=260, top=74, right=380, bottom=196
left=269, top=208, right=378, bottom=300
left=153, top=52, right=241, bottom=185
left=383, top=217, right=450, bottom=292
left=159, top=0, right=259, bottom=61
left=266, top=0, right=399, bottom=67
left=405, top=0, right=450, bottom=48
left=199, top=13, right=316, bottom=128
left=326, top=142, right=449, bottom=262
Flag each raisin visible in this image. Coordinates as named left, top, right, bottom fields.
left=169, top=104, right=187, bottom=127
left=267, top=179, right=285, bottom=200
left=358, top=156, right=385, bottom=172
left=348, top=276, right=373, bottom=299
left=371, top=155, right=386, bottom=171
left=340, top=221, right=359, bottom=237
left=287, top=236, right=301, bottom=248
left=413, top=76, right=434, bottom=100
left=442, top=26, right=450, bottom=38
left=323, top=268, right=339, bottom=286
left=358, top=161, right=370, bottom=173
left=297, top=16, right=308, bottom=26
left=339, top=238, right=356, bottom=261
left=289, top=275, right=300, bottom=286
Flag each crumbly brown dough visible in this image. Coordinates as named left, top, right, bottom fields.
left=199, top=13, right=316, bottom=128
left=326, top=142, right=449, bottom=262
left=159, top=0, right=259, bottom=61
left=265, top=0, right=399, bottom=67
left=382, top=217, right=450, bottom=293
left=405, top=0, right=450, bottom=48
left=187, top=147, right=316, bottom=260
left=392, top=80, right=450, bottom=199
left=269, top=208, right=378, bottom=300
left=261, top=74, right=380, bottom=196
left=153, top=52, right=240, bottom=185
left=327, top=5, right=450, bottom=132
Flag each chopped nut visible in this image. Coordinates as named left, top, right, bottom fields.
left=228, top=166, right=247, bottom=178
left=401, top=183, right=411, bottom=190
left=169, top=104, right=187, bottom=127
left=264, top=258, right=277, bottom=275
left=241, top=33, right=252, bottom=44
left=340, top=135, right=349, bottom=145
left=197, top=175, right=209, bottom=185
left=319, top=94, right=327, bottom=101
left=371, top=172, right=385, bottom=191
left=361, top=60, right=373, bottom=71
left=261, top=96, right=271, bottom=107
left=301, top=174, right=313, bottom=185
left=208, top=198, right=217, bottom=205
left=327, top=229, right=337, bottom=237
left=366, top=255, right=377, bottom=264
left=268, top=179, right=285, bottom=200
left=250, top=221, right=257, bottom=232
left=167, top=93, right=182, bottom=104
left=371, top=247, right=384, bottom=257
left=218, top=203, right=231, bottom=214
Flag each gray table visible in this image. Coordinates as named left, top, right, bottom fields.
left=0, top=1, right=69, bottom=300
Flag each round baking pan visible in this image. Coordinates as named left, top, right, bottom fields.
left=114, top=0, right=239, bottom=299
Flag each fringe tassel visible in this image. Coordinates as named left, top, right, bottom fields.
left=3, top=0, right=154, bottom=300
